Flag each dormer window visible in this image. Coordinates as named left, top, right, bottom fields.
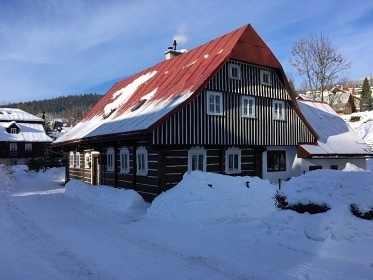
left=10, top=128, right=17, bottom=134
left=131, top=99, right=147, bottom=112
left=229, top=64, right=241, bottom=80
left=260, top=70, right=271, bottom=86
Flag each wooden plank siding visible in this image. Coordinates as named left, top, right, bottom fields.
left=69, top=152, right=83, bottom=181
left=70, top=144, right=262, bottom=201
left=0, top=142, right=49, bottom=160
left=152, top=61, right=314, bottom=146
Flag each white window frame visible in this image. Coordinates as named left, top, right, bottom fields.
left=84, top=153, right=91, bottom=169
left=241, top=96, right=256, bottom=118
left=136, top=146, right=148, bottom=176
left=207, top=91, right=223, bottom=116
left=10, top=143, right=17, bottom=151
left=25, top=143, right=32, bottom=151
left=69, top=152, right=74, bottom=168
left=188, top=147, right=206, bottom=173
left=273, top=100, right=285, bottom=120
left=229, top=63, right=241, bottom=80
left=260, top=69, right=271, bottom=85
left=119, top=147, right=130, bottom=173
left=10, top=127, right=17, bottom=134
left=225, top=147, right=241, bottom=174
left=75, top=152, right=81, bottom=169
left=106, top=147, right=115, bottom=172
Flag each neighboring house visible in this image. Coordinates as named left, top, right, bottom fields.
left=48, top=120, right=72, bottom=140
left=0, top=108, right=53, bottom=165
left=329, top=86, right=360, bottom=114
left=52, top=24, right=368, bottom=200
left=296, top=99, right=371, bottom=171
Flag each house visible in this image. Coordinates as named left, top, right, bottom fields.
left=52, top=24, right=369, bottom=201
left=296, top=99, right=371, bottom=171
left=0, top=108, right=53, bottom=165
left=328, top=86, right=360, bottom=114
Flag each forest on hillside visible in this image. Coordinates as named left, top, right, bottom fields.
left=2, top=93, right=103, bottom=126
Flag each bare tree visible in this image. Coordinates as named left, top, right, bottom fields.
left=289, top=33, right=351, bottom=102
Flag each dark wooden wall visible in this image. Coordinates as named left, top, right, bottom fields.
left=0, top=142, right=49, bottom=159
left=152, top=60, right=315, bottom=146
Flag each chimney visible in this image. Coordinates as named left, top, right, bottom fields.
left=164, top=40, right=183, bottom=60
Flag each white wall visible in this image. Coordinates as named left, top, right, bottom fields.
left=262, top=146, right=302, bottom=183
left=262, top=146, right=367, bottom=183
left=301, top=158, right=367, bottom=172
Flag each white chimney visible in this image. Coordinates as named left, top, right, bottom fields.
left=164, top=40, right=184, bottom=60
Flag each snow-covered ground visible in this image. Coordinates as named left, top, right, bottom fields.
left=0, top=111, right=372, bottom=280
left=341, top=110, right=373, bottom=145
left=0, top=161, right=372, bottom=280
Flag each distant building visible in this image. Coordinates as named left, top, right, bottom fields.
left=329, top=86, right=361, bottom=114
left=48, top=119, right=72, bottom=140
left=0, top=108, right=53, bottom=165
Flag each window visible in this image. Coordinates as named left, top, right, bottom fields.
left=225, top=147, right=241, bottom=174
left=260, top=70, right=271, bottom=85
left=25, top=143, right=32, bottom=151
left=120, top=147, right=130, bottom=173
left=330, top=165, right=338, bottom=170
left=75, top=152, right=81, bottom=169
left=69, top=152, right=74, bottom=168
left=107, top=148, right=115, bottom=172
left=229, top=63, right=241, bottom=80
left=136, top=146, right=148, bottom=176
left=273, top=100, right=285, bottom=120
left=188, top=147, right=206, bottom=172
left=10, top=143, right=17, bottom=151
left=241, top=96, right=255, bottom=118
left=267, top=150, right=286, bottom=172
left=309, top=166, right=322, bottom=171
left=131, top=99, right=147, bottom=112
left=207, top=91, right=223, bottom=115
left=85, top=153, right=91, bottom=169
left=10, top=128, right=17, bottom=134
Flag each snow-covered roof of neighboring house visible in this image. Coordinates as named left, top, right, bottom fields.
left=53, top=24, right=291, bottom=146
left=297, top=100, right=372, bottom=157
left=0, top=108, right=44, bottom=122
left=0, top=122, right=53, bottom=142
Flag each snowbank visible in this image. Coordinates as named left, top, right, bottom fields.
left=65, top=179, right=149, bottom=213
left=0, top=164, right=12, bottom=189
left=147, top=171, right=277, bottom=225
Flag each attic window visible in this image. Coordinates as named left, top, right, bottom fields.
left=103, top=108, right=116, bottom=119
left=260, top=70, right=271, bottom=85
left=229, top=64, right=241, bottom=80
left=131, top=99, right=147, bottom=112
left=10, top=128, right=18, bottom=134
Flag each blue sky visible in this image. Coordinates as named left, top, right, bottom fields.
left=0, top=0, right=372, bottom=103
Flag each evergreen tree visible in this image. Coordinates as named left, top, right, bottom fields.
left=360, top=77, right=372, bottom=111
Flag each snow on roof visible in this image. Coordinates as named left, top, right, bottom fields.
left=0, top=122, right=53, bottom=142
left=0, top=108, right=44, bottom=122
left=297, top=100, right=372, bottom=156
left=54, top=24, right=290, bottom=145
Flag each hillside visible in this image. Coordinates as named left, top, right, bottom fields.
left=2, top=93, right=103, bottom=126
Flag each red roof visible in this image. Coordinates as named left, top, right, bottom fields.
left=54, top=24, right=291, bottom=145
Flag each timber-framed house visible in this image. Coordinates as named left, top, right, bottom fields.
left=53, top=24, right=319, bottom=201
left=0, top=108, right=53, bottom=165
